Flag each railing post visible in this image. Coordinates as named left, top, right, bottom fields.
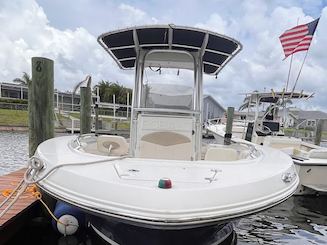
left=71, top=118, right=74, bottom=134
left=127, top=92, right=129, bottom=119
left=71, top=92, right=74, bottom=112
left=56, top=92, right=59, bottom=110
left=95, top=104, right=99, bottom=132
left=113, top=94, right=116, bottom=118
left=314, top=119, right=324, bottom=146
left=29, top=57, right=54, bottom=156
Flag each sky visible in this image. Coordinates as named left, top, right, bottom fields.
left=1, top=0, right=327, bottom=111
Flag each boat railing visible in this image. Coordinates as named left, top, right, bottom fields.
left=133, top=107, right=201, bottom=115
left=256, top=123, right=272, bottom=135
left=75, top=133, right=97, bottom=148
left=292, top=119, right=308, bottom=137
left=231, top=141, right=260, bottom=159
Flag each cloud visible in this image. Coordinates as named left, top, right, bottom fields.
left=0, top=0, right=137, bottom=91
left=118, top=3, right=158, bottom=26
left=196, top=3, right=325, bottom=111
left=195, top=14, right=227, bottom=33
left=1, top=0, right=327, bottom=112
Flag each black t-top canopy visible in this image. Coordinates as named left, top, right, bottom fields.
left=239, top=91, right=314, bottom=111
left=98, top=25, right=242, bottom=75
left=252, top=91, right=312, bottom=103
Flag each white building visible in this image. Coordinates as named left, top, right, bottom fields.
left=202, top=95, right=225, bottom=122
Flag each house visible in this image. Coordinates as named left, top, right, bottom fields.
left=0, top=82, right=28, bottom=99
left=1, top=83, right=225, bottom=120
left=285, top=107, right=327, bottom=129
left=0, top=82, right=97, bottom=111
left=202, top=95, right=225, bottom=122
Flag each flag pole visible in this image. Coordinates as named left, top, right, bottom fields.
left=285, top=54, right=293, bottom=91
left=282, top=18, right=299, bottom=127
left=282, top=50, right=294, bottom=128
left=290, top=17, right=319, bottom=95
left=285, top=18, right=299, bottom=92
left=290, top=49, right=310, bottom=96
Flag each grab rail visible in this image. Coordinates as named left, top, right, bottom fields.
left=133, top=107, right=200, bottom=115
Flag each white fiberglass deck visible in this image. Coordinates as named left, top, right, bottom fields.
left=35, top=135, right=298, bottom=228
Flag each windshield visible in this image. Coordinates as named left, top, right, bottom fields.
left=141, top=68, right=194, bottom=110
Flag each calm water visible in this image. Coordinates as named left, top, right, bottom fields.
left=1, top=131, right=327, bottom=244
left=0, top=131, right=29, bottom=175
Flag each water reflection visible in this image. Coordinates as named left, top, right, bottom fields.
left=236, top=196, right=327, bottom=244
left=0, top=131, right=28, bottom=175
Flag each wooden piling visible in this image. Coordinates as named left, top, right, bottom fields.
left=314, top=119, right=323, bottom=146
left=224, top=107, right=234, bottom=145
left=29, top=57, right=54, bottom=157
left=80, top=86, right=91, bottom=134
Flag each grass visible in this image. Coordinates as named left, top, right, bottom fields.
left=68, top=112, right=130, bottom=130
left=0, top=109, right=28, bottom=126
left=111, top=120, right=130, bottom=130
left=69, top=112, right=80, bottom=119
left=284, top=127, right=327, bottom=139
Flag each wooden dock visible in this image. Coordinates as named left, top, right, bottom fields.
left=0, top=168, right=39, bottom=244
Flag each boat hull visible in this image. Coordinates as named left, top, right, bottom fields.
left=35, top=135, right=298, bottom=229
left=294, top=162, right=327, bottom=195
left=208, top=125, right=327, bottom=195
left=88, top=215, right=237, bottom=245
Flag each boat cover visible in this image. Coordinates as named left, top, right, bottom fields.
left=98, top=25, right=242, bottom=75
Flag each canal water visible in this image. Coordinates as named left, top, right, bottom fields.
left=1, top=131, right=327, bottom=244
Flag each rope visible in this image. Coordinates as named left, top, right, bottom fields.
left=33, top=190, right=78, bottom=236
left=0, top=182, right=77, bottom=235
left=0, top=178, right=24, bottom=209
left=1, top=152, right=129, bottom=234
left=24, top=155, right=128, bottom=184
left=0, top=182, right=28, bottom=218
left=0, top=168, right=39, bottom=217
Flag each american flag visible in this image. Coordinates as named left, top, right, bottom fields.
left=279, top=18, right=319, bottom=59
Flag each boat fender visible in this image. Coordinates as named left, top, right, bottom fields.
left=52, top=201, right=85, bottom=235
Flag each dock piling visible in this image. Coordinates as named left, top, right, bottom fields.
left=224, top=107, right=234, bottom=145
left=80, top=86, right=92, bottom=134
left=29, top=57, right=54, bottom=156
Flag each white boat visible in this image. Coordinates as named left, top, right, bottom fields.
left=29, top=25, right=298, bottom=243
left=208, top=91, right=327, bottom=195
left=207, top=118, right=248, bottom=144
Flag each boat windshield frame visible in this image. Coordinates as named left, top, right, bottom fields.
left=129, top=48, right=203, bottom=159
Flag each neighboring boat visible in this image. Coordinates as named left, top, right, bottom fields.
left=30, top=25, right=298, bottom=243
left=208, top=90, right=327, bottom=195
left=207, top=118, right=248, bottom=144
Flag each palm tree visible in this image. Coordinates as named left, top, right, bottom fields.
left=94, top=80, right=132, bottom=104
left=13, top=72, right=31, bottom=86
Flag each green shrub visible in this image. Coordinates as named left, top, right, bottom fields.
left=0, top=98, right=28, bottom=104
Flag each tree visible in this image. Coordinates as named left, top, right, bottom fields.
left=94, top=80, right=132, bottom=104
left=13, top=72, right=31, bottom=86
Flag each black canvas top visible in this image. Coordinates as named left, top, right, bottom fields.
left=98, top=25, right=242, bottom=75
left=239, top=91, right=313, bottom=110
left=256, top=91, right=312, bottom=103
